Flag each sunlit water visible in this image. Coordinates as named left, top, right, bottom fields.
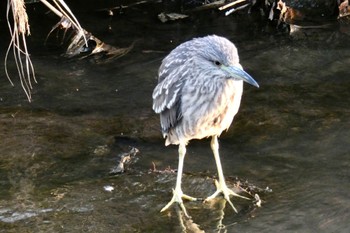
left=0, top=2, right=349, bottom=232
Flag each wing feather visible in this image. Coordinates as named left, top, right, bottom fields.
left=152, top=45, right=192, bottom=134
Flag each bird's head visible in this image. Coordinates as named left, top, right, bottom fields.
left=191, top=35, right=259, bottom=88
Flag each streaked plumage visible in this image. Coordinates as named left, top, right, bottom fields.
left=152, top=35, right=258, bottom=217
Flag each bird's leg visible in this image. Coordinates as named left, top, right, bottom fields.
left=205, top=136, right=249, bottom=213
left=161, top=143, right=197, bottom=217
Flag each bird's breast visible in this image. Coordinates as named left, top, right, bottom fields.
left=179, top=78, right=243, bottom=139
left=214, top=79, right=243, bottom=130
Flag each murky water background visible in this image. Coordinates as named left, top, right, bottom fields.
left=0, top=1, right=349, bottom=232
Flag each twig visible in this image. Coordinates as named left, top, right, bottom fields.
left=225, top=3, right=250, bottom=16
left=188, top=0, right=225, bottom=12
left=40, top=0, right=87, bottom=46
left=4, top=0, right=88, bottom=101
left=219, top=0, right=247, bottom=11
left=39, top=0, right=63, bottom=17
left=5, top=0, right=36, bottom=101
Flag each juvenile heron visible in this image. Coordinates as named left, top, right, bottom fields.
left=152, top=35, right=259, bottom=216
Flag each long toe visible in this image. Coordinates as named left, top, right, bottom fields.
left=204, top=179, right=249, bottom=212
left=160, top=189, right=197, bottom=218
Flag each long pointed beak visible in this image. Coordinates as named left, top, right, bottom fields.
left=223, top=65, right=259, bottom=88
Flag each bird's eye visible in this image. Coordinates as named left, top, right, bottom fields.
left=214, top=61, right=221, bottom=66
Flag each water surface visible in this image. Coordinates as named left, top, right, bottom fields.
left=0, top=2, right=349, bottom=232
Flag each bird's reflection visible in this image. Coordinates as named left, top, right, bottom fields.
left=175, top=198, right=235, bottom=233
left=206, top=198, right=229, bottom=233
left=176, top=205, right=205, bottom=233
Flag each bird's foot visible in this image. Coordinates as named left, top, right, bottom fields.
left=204, top=179, right=249, bottom=213
left=161, top=188, right=197, bottom=218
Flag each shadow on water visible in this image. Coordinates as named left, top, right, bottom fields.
left=1, top=1, right=350, bottom=232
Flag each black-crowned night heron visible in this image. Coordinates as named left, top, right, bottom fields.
left=152, top=35, right=259, bottom=216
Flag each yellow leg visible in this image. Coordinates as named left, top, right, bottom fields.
left=205, top=136, right=249, bottom=213
left=161, top=143, right=197, bottom=217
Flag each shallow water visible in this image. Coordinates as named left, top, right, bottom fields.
left=0, top=2, right=350, bottom=232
